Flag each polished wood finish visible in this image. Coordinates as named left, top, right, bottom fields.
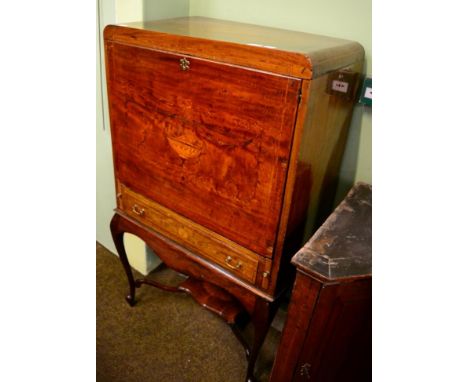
left=291, top=279, right=371, bottom=381
left=104, top=17, right=364, bottom=79
left=269, top=272, right=321, bottom=381
left=296, top=62, right=363, bottom=237
left=105, top=17, right=365, bottom=382
left=119, top=183, right=260, bottom=284
left=106, top=41, right=300, bottom=257
left=270, top=183, right=372, bottom=382
left=267, top=61, right=363, bottom=297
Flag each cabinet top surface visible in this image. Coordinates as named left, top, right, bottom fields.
left=105, top=17, right=364, bottom=78
left=119, top=17, right=357, bottom=55
left=292, top=182, right=372, bottom=281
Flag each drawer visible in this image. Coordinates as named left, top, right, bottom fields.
left=119, top=184, right=260, bottom=284
left=106, top=42, right=301, bottom=257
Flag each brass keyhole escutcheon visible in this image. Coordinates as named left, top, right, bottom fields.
left=180, top=57, right=190, bottom=71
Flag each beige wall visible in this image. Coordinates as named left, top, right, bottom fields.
left=97, top=0, right=371, bottom=271
left=96, top=0, right=190, bottom=274
left=97, top=0, right=116, bottom=254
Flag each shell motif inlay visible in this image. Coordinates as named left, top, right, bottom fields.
left=164, top=122, right=204, bottom=159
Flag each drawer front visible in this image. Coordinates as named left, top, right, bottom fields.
left=119, top=184, right=260, bottom=284
left=106, top=42, right=301, bottom=257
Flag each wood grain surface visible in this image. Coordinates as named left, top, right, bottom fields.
left=119, top=183, right=260, bottom=284
left=269, top=272, right=321, bottom=382
left=291, top=279, right=371, bottom=381
left=270, top=274, right=371, bottom=382
left=104, top=17, right=364, bottom=79
left=106, top=41, right=300, bottom=257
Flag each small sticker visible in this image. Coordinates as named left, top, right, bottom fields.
left=331, top=80, right=349, bottom=93
left=364, top=87, right=372, bottom=99
left=359, top=77, right=372, bottom=106
left=326, top=70, right=359, bottom=99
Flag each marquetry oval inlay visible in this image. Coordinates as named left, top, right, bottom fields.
left=164, top=122, right=204, bottom=159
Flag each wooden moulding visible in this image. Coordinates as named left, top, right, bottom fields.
left=104, top=17, right=364, bottom=79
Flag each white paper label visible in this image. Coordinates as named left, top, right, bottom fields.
left=331, top=80, right=349, bottom=93
left=364, top=87, right=372, bottom=99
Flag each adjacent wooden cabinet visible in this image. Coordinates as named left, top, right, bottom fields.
left=104, top=17, right=364, bottom=381
left=270, top=183, right=372, bottom=382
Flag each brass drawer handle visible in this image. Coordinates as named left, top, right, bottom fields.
left=131, top=204, right=145, bottom=216
left=225, top=256, right=242, bottom=270
left=180, top=57, right=190, bottom=71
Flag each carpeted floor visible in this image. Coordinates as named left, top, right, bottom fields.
left=96, top=242, right=283, bottom=382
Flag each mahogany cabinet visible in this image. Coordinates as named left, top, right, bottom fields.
left=270, top=183, right=372, bottom=382
left=104, top=17, right=364, bottom=381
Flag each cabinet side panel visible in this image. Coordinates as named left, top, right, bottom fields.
left=299, top=61, right=364, bottom=239
left=269, top=272, right=322, bottom=382
left=292, top=279, right=371, bottom=381
left=279, top=61, right=364, bottom=275
left=270, top=61, right=363, bottom=296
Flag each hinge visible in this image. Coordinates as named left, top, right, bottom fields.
left=298, top=88, right=303, bottom=103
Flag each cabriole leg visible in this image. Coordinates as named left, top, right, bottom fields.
left=110, top=213, right=136, bottom=307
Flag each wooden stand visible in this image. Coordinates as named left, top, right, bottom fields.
left=111, top=212, right=279, bottom=382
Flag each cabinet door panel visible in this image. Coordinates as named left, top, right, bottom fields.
left=106, top=42, right=301, bottom=257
